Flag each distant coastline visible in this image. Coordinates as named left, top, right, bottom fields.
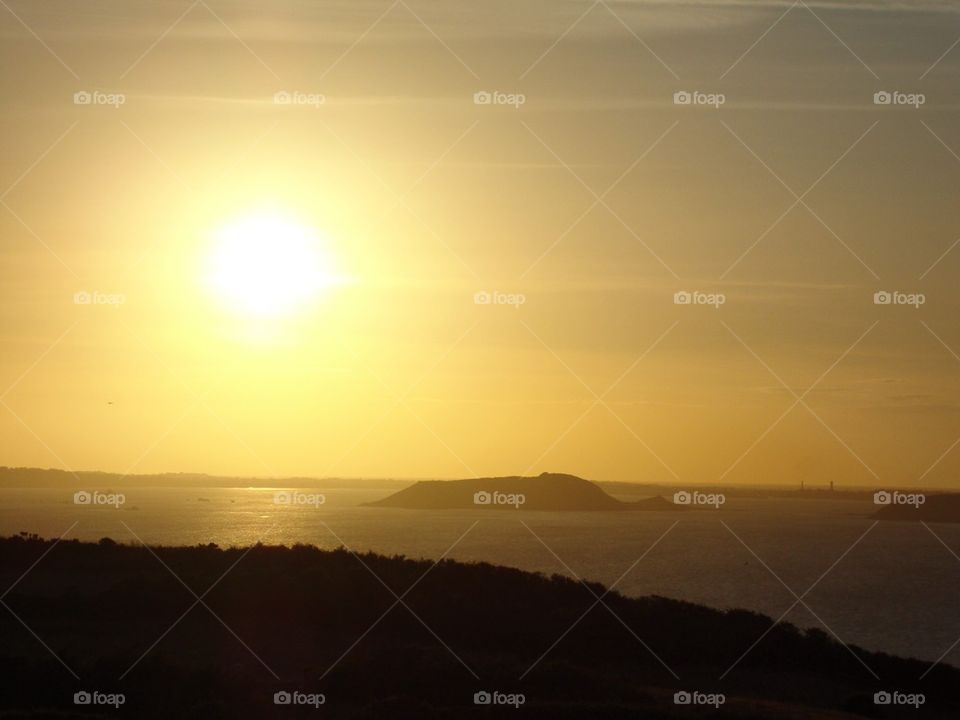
left=0, top=466, right=407, bottom=490
left=2, top=466, right=942, bottom=501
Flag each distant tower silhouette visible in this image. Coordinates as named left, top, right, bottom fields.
left=829, top=481, right=834, bottom=492
left=801, top=480, right=805, bottom=492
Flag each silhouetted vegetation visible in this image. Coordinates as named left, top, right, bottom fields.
left=0, top=533, right=954, bottom=718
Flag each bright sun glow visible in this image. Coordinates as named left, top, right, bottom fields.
left=206, top=210, right=338, bottom=318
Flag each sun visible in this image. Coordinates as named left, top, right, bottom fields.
left=206, top=209, right=339, bottom=318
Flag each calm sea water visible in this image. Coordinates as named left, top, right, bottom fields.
left=2, top=487, right=959, bottom=666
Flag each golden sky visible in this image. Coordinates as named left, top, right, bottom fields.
left=2, top=0, right=960, bottom=487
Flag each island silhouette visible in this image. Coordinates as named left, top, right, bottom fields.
left=365, top=472, right=688, bottom=511
left=873, top=493, right=960, bottom=523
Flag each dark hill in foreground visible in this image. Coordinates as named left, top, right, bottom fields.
left=365, top=472, right=687, bottom=511
left=0, top=533, right=955, bottom=718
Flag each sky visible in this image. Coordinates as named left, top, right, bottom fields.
left=2, top=0, right=960, bottom=487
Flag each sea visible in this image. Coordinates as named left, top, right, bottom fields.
left=2, top=486, right=958, bottom=667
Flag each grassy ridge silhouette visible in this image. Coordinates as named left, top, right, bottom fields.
left=0, top=533, right=954, bottom=718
